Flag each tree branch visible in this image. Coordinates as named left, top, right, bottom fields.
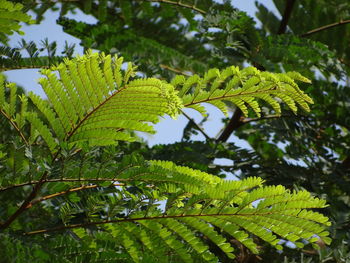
left=242, top=114, right=295, bottom=124
left=0, top=172, right=48, bottom=229
left=0, top=65, right=50, bottom=71
left=216, top=108, right=244, bottom=142
left=24, top=207, right=321, bottom=236
left=144, top=0, right=206, bottom=14
left=160, top=64, right=192, bottom=76
left=28, top=183, right=125, bottom=208
left=0, top=176, right=182, bottom=193
left=0, top=151, right=59, bottom=230
left=215, top=0, right=297, bottom=143
left=301, top=19, right=350, bottom=37
left=0, top=178, right=113, bottom=192
left=181, top=110, right=212, bottom=141
left=0, top=109, right=29, bottom=146
left=277, top=0, right=297, bottom=34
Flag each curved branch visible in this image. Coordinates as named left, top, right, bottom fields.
left=0, top=109, right=29, bottom=146
left=160, top=64, right=192, bottom=76
left=181, top=110, right=212, bottom=141
left=0, top=175, right=188, bottom=193
left=0, top=178, right=128, bottom=193
left=0, top=172, right=48, bottom=229
left=301, top=19, right=350, bottom=37
left=144, top=0, right=206, bottom=14
left=242, top=114, right=296, bottom=124
left=28, top=183, right=125, bottom=208
left=0, top=151, right=59, bottom=230
left=216, top=108, right=243, bottom=142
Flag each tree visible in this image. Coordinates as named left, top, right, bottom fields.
left=1, top=0, right=349, bottom=262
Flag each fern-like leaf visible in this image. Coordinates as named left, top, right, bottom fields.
left=27, top=51, right=183, bottom=152
left=23, top=160, right=331, bottom=262
left=173, top=66, right=313, bottom=117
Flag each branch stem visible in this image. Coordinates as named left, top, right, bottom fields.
left=160, top=64, right=192, bottom=76
left=0, top=151, right=59, bottom=230
left=28, top=183, right=124, bottom=208
left=144, top=0, right=206, bottom=14
left=301, top=19, right=350, bottom=37
left=181, top=110, right=212, bottom=141
left=216, top=108, right=243, bottom=142
left=0, top=177, right=173, bottom=192
left=0, top=109, right=29, bottom=146
left=277, top=0, right=297, bottom=34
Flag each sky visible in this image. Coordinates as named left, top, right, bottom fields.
left=4, top=1, right=278, bottom=150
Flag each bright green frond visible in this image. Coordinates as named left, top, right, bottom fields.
left=177, top=65, right=313, bottom=117
left=161, top=218, right=218, bottom=262
left=179, top=217, right=236, bottom=259
left=139, top=220, right=194, bottom=262
left=26, top=51, right=183, bottom=151
left=0, top=78, right=30, bottom=145
left=25, top=112, right=58, bottom=152
left=150, top=160, right=222, bottom=185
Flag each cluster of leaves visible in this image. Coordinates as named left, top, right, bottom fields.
left=0, top=50, right=328, bottom=261
left=2, top=0, right=350, bottom=262
left=0, top=39, right=76, bottom=71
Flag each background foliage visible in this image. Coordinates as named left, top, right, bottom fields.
left=1, top=0, right=350, bottom=262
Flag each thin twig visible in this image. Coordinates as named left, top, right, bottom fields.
left=0, top=65, right=50, bottom=71
left=28, top=183, right=124, bottom=208
left=339, top=58, right=350, bottom=68
left=181, top=110, right=212, bottom=141
left=0, top=177, right=165, bottom=193
left=0, top=178, right=111, bottom=192
left=144, top=0, right=206, bottom=14
left=242, top=114, right=295, bottom=124
left=301, top=19, right=350, bottom=37
left=160, top=64, right=192, bottom=76
left=0, top=109, right=29, bottom=146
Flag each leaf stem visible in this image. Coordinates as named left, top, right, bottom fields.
left=24, top=208, right=323, bottom=236
left=28, top=183, right=124, bottom=208
left=0, top=109, right=29, bottom=146
left=181, top=110, right=212, bottom=141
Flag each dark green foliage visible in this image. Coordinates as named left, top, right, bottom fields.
left=257, top=0, right=350, bottom=66
left=0, top=39, right=75, bottom=71
left=255, top=35, right=345, bottom=79
left=0, top=46, right=326, bottom=263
